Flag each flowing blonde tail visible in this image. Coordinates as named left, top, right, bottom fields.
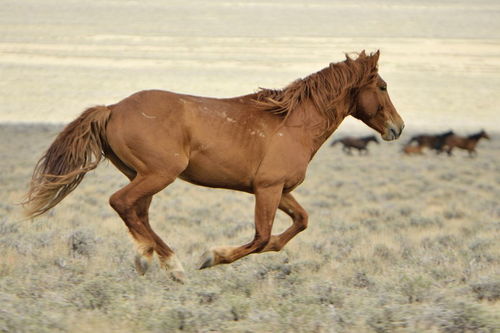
left=24, top=106, right=111, bottom=218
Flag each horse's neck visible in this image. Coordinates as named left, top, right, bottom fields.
left=468, top=134, right=482, bottom=141
left=289, top=99, right=350, bottom=153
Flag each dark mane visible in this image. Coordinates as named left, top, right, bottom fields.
left=253, top=52, right=379, bottom=125
left=361, top=135, right=377, bottom=142
left=468, top=131, right=485, bottom=140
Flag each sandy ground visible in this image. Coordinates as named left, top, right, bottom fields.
left=1, top=1, right=500, bottom=332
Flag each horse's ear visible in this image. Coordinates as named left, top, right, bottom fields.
left=367, top=50, right=380, bottom=71
left=345, top=53, right=354, bottom=63
left=359, top=50, right=366, bottom=57
left=371, top=50, right=380, bottom=64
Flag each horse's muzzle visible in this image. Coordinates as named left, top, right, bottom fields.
left=382, top=122, right=404, bottom=141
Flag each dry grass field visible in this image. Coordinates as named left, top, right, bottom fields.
left=1, top=124, right=499, bottom=332
left=2, top=0, right=500, bottom=332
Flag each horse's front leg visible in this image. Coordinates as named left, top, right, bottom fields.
left=261, top=192, right=308, bottom=253
left=199, top=183, right=283, bottom=269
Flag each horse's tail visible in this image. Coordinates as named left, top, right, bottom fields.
left=24, top=106, right=112, bottom=219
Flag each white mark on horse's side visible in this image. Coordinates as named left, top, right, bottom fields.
left=250, top=130, right=256, bottom=135
left=226, top=117, right=236, bottom=123
left=173, top=153, right=180, bottom=157
left=278, top=132, right=284, bottom=137
left=258, top=132, right=265, bottom=138
left=141, top=112, right=157, bottom=119
left=179, top=98, right=187, bottom=104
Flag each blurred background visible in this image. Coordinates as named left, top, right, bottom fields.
left=1, top=0, right=500, bottom=134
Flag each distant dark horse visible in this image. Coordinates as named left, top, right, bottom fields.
left=24, top=51, right=404, bottom=282
left=441, top=130, right=490, bottom=156
left=330, top=135, right=379, bottom=155
left=406, top=130, right=454, bottom=153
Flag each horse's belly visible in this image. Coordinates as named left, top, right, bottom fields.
left=178, top=154, right=255, bottom=192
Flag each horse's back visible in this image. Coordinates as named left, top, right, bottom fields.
left=104, top=89, right=281, bottom=190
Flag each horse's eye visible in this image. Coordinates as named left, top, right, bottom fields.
left=379, top=86, right=387, bottom=91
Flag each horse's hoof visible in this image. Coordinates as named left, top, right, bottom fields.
left=199, top=250, right=215, bottom=269
left=134, top=254, right=149, bottom=275
left=170, top=270, right=187, bottom=284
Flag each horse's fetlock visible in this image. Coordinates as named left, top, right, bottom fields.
left=254, top=236, right=271, bottom=251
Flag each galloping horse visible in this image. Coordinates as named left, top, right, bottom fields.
left=407, top=130, right=454, bottom=152
left=24, top=51, right=404, bottom=282
left=441, top=130, right=490, bottom=156
left=330, top=135, right=379, bottom=155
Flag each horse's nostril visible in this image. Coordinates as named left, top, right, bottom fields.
left=390, top=128, right=397, bottom=138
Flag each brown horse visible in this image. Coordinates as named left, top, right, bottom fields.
left=330, top=135, right=379, bottom=155
left=441, top=130, right=490, bottom=156
left=407, top=130, right=454, bottom=152
left=24, top=51, right=404, bottom=282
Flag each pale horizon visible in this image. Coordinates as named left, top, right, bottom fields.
left=1, top=0, right=500, bottom=133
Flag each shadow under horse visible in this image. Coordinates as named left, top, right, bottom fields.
left=330, top=135, right=379, bottom=155
left=24, top=51, right=404, bottom=282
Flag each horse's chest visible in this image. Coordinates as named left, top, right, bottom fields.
left=283, top=171, right=306, bottom=192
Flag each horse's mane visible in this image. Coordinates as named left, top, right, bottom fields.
left=468, top=131, right=485, bottom=140
left=361, top=135, right=377, bottom=141
left=254, top=52, right=380, bottom=125
left=438, top=130, right=454, bottom=138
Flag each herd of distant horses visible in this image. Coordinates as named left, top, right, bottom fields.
left=332, top=130, right=490, bottom=157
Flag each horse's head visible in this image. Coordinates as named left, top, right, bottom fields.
left=441, top=130, right=454, bottom=137
left=480, top=130, right=490, bottom=140
left=351, top=51, right=404, bottom=141
left=368, top=135, right=379, bottom=144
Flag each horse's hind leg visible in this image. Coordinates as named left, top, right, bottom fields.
left=106, top=150, right=153, bottom=273
left=261, top=192, right=308, bottom=252
left=133, top=196, right=154, bottom=274
left=109, top=173, right=186, bottom=282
